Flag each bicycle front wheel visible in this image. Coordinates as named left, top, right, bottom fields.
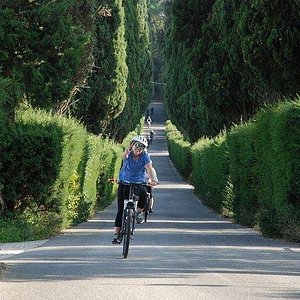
left=123, top=208, right=133, bottom=258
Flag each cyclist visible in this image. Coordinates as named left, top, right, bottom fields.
left=146, top=116, right=152, bottom=128
left=149, top=130, right=154, bottom=144
left=146, top=134, right=151, bottom=148
left=146, top=168, right=157, bottom=213
left=112, top=136, right=158, bottom=244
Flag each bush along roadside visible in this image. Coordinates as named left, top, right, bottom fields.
left=165, top=120, right=192, bottom=179
left=0, top=106, right=122, bottom=242
left=166, top=97, right=300, bottom=243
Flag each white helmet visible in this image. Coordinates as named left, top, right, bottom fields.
left=131, top=135, right=148, bottom=148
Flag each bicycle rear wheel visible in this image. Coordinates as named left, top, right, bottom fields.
left=123, top=208, right=133, bottom=258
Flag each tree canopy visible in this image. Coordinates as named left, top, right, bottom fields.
left=0, top=0, right=152, bottom=140
left=164, top=0, right=300, bottom=141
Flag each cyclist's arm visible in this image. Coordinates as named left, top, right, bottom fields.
left=145, top=163, right=158, bottom=185
left=123, top=142, right=134, bottom=160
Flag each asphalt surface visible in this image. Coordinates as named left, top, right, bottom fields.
left=0, top=99, right=300, bottom=300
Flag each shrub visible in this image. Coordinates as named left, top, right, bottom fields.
left=227, top=122, right=259, bottom=226
left=256, top=100, right=300, bottom=241
left=191, top=132, right=228, bottom=213
left=165, top=120, right=192, bottom=179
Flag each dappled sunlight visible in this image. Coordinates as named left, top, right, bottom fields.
left=63, top=228, right=112, bottom=234
left=87, top=219, right=114, bottom=223
left=1, top=250, right=26, bottom=256
left=148, top=125, right=165, bottom=131
left=148, top=220, right=230, bottom=224
left=4, top=242, right=300, bottom=283
left=6, top=242, right=300, bottom=259
left=138, top=227, right=265, bottom=236
left=148, top=151, right=169, bottom=157
left=154, top=182, right=193, bottom=189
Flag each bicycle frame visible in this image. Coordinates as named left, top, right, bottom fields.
left=119, top=182, right=141, bottom=258
left=122, top=184, right=139, bottom=233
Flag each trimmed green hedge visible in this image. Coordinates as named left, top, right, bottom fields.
left=167, top=98, right=300, bottom=243
left=191, top=133, right=228, bottom=213
left=256, top=101, right=300, bottom=240
left=0, top=107, right=122, bottom=241
left=227, top=122, right=259, bottom=226
left=165, top=120, right=191, bottom=179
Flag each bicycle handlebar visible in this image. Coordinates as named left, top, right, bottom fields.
left=108, top=178, right=157, bottom=187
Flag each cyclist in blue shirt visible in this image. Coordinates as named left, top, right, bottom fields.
left=112, top=136, right=158, bottom=244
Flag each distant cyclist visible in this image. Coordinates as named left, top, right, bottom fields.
left=112, top=136, right=158, bottom=244
left=146, top=167, right=157, bottom=213
left=146, top=134, right=151, bottom=148
left=149, top=130, right=154, bottom=144
left=146, top=116, right=152, bottom=128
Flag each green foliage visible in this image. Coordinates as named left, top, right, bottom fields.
left=165, top=120, right=191, bottom=178
left=0, top=74, right=22, bottom=125
left=0, top=74, right=21, bottom=151
left=0, top=209, right=61, bottom=242
left=236, top=0, right=300, bottom=97
left=164, top=42, right=202, bottom=140
left=0, top=106, right=124, bottom=241
left=164, top=0, right=300, bottom=140
left=107, top=0, right=152, bottom=141
left=82, top=135, right=121, bottom=212
left=46, top=114, right=88, bottom=229
left=0, top=118, right=63, bottom=212
left=0, top=1, right=90, bottom=111
left=7, top=107, right=88, bottom=230
left=185, top=97, right=300, bottom=242
left=164, top=0, right=219, bottom=141
left=96, top=143, right=122, bottom=209
left=191, top=131, right=228, bottom=212
left=80, top=135, right=104, bottom=215
left=227, top=122, right=259, bottom=226
left=148, top=0, right=167, bottom=99
left=0, top=0, right=151, bottom=141
left=256, top=100, right=300, bottom=240
left=72, top=0, right=128, bottom=135
left=0, top=1, right=156, bottom=242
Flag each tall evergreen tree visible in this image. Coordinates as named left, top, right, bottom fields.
left=107, top=0, right=152, bottom=141
left=72, top=0, right=128, bottom=135
left=0, top=0, right=90, bottom=112
left=164, top=0, right=300, bottom=141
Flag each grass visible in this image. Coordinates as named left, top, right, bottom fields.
left=0, top=211, right=61, bottom=243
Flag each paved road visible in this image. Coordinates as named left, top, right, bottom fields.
left=1, top=99, right=300, bottom=300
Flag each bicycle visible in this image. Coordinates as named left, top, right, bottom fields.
left=109, top=179, right=148, bottom=258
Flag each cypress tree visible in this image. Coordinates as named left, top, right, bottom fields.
left=107, top=0, right=152, bottom=141
left=0, top=0, right=90, bottom=112
left=72, top=0, right=128, bottom=135
left=164, top=0, right=300, bottom=141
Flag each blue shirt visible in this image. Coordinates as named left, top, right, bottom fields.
left=119, top=151, right=151, bottom=183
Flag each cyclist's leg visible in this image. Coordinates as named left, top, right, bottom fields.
left=114, top=184, right=126, bottom=230
left=136, top=185, right=147, bottom=223
left=112, top=184, right=127, bottom=243
left=137, top=185, right=147, bottom=211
